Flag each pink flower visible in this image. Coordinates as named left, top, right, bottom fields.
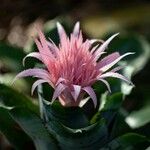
left=14, top=22, right=133, bottom=107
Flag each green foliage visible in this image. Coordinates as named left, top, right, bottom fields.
left=0, top=108, right=34, bottom=150
left=0, top=84, right=58, bottom=150
left=10, top=107, right=58, bottom=150
left=0, top=42, right=35, bottom=72
left=0, top=42, right=26, bottom=72
left=43, top=101, right=89, bottom=129
left=0, top=83, right=149, bottom=149
left=126, top=105, right=150, bottom=129
left=0, top=84, right=38, bottom=114
left=106, top=133, right=150, bottom=150
left=46, top=119, right=108, bottom=150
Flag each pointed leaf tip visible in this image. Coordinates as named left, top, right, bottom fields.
left=56, top=22, right=65, bottom=35
left=52, top=83, right=66, bottom=102
left=71, top=85, right=81, bottom=101
left=73, top=21, right=80, bottom=36
left=83, top=86, right=97, bottom=108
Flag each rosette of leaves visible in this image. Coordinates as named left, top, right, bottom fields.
left=0, top=83, right=149, bottom=150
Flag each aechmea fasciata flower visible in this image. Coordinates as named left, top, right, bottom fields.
left=14, top=22, right=134, bottom=107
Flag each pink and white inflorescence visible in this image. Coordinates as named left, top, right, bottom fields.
left=14, top=22, right=133, bottom=107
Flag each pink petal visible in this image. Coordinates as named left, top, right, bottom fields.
left=98, top=79, right=111, bottom=92
left=56, top=22, right=67, bottom=43
left=47, top=41, right=59, bottom=57
left=31, top=79, right=48, bottom=95
left=73, top=22, right=80, bottom=37
left=71, top=85, right=81, bottom=101
left=98, top=72, right=134, bottom=85
left=55, top=77, right=66, bottom=86
left=52, top=83, right=66, bottom=102
left=37, top=29, right=51, bottom=55
left=110, top=66, right=124, bottom=72
left=23, top=52, right=42, bottom=66
left=89, top=39, right=104, bottom=45
left=35, top=28, right=55, bottom=67
left=99, top=52, right=134, bottom=72
left=90, top=45, right=99, bottom=54
left=93, top=33, right=119, bottom=61
left=13, top=68, right=50, bottom=83
left=83, top=86, right=97, bottom=108
left=96, top=52, right=120, bottom=69
left=34, top=38, right=53, bottom=67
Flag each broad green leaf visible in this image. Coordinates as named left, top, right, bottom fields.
left=46, top=119, right=108, bottom=150
left=0, top=83, right=38, bottom=114
left=106, top=133, right=150, bottom=150
left=0, top=42, right=25, bottom=71
left=102, top=93, right=123, bottom=111
left=0, top=84, right=58, bottom=149
left=91, top=93, right=123, bottom=125
left=145, top=146, right=150, bottom=150
left=0, top=73, right=30, bottom=93
left=90, top=93, right=124, bottom=142
left=10, top=107, right=58, bottom=150
left=0, top=107, right=34, bottom=150
left=43, top=100, right=89, bottom=129
left=125, top=105, right=150, bottom=129
left=0, top=42, right=34, bottom=72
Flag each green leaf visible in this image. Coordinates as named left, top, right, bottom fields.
left=102, top=93, right=123, bottom=111
left=44, top=101, right=89, bottom=129
left=0, top=42, right=25, bottom=71
left=0, top=107, right=34, bottom=150
left=91, top=93, right=123, bottom=125
left=125, top=105, right=150, bottom=129
left=0, top=42, right=34, bottom=72
left=145, top=146, right=150, bottom=150
left=10, top=107, right=58, bottom=150
left=106, top=133, right=150, bottom=150
left=46, top=119, right=108, bottom=150
left=0, top=73, right=29, bottom=93
left=91, top=93, right=124, bottom=142
left=0, top=83, right=38, bottom=114
left=0, top=84, right=58, bottom=149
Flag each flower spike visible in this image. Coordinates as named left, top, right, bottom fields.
left=14, top=23, right=133, bottom=107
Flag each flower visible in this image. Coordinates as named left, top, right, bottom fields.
left=14, top=22, right=133, bottom=107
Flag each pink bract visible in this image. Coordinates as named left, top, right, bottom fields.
left=14, top=22, right=134, bottom=107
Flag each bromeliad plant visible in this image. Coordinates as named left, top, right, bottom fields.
left=0, top=22, right=149, bottom=150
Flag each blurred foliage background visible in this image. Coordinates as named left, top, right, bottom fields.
left=0, top=0, right=150, bottom=149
